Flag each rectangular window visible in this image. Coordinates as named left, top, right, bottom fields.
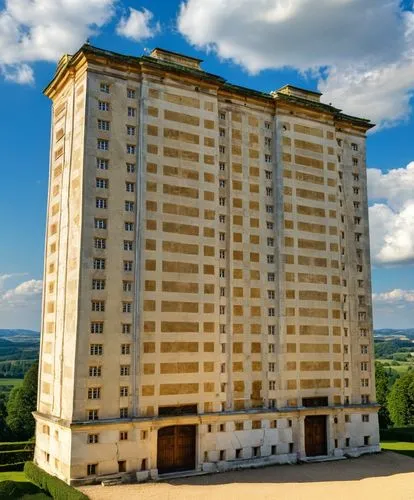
left=127, top=125, right=136, bottom=136
left=98, top=101, right=109, bottom=111
left=96, top=178, right=109, bottom=189
left=127, top=88, right=136, bottom=98
left=219, top=305, right=225, bottom=315
left=219, top=128, right=226, bottom=137
left=219, top=162, right=225, bottom=171
left=91, top=301, right=105, bottom=312
left=265, top=154, right=272, bottom=163
left=88, top=387, right=101, bottom=399
left=267, top=255, right=274, bottom=264
left=93, top=258, right=105, bottom=270
left=219, top=179, right=226, bottom=188
left=265, top=121, right=271, bottom=129
left=220, top=287, right=225, bottom=297
left=123, top=281, right=133, bottom=292
left=361, top=395, right=370, bottom=404
left=126, top=163, right=135, bottom=173
left=87, top=463, right=97, bottom=475
left=94, top=238, right=106, bottom=249
left=220, top=324, right=226, bottom=333
left=219, top=232, right=225, bottom=241
left=122, top=324, right=131, bottom=334
left=96, top=198, right=107, bottom=209
left=265, top=137, right=272, bottom=147
left=126, top=182, right=135, bottom=192
left=219, top=268, right=225, bottom=277
left=268, top=325, right=275, bottom=335
left=97, top=139, right=109, bottom=150
left=122, top=302, right=132, bottom=313
left=92, top=279, right=105, bottom=290
left=268, top=273, right=275, bottom=282
left=361, top=345, right=368, bottom=354
left=219, top=197, right=225, bottom=206
left=269, top=344, right=275, bottom=353
left=125, top=201, right=135, bottom=212
left=97, top=119, right=110, bottom=131
left=127, top=144, right=136, bottom=154
left=267, top=237, right=274, bottom=247
left=219, top=249, right=225, bottom=258
left=120, top=386, right=129, bottom=397
left=219, top=112, right=226, bottom=120
left=269, top=362, right=275, bottom=372
left=87, top=434, right=99, bottom=444
left=267, top=221, right=274, bottom=230
left=269, top=380, right=276, bottom=390
left=100, top=83, right=110, bottom=93
left=268, top=308, right=275, bottom=317
left=219, top=215, right=225, bottom=223
left=120, top=365, right=130, bottom=376
left=123, top=240, right=133, bottom=251
left=97, top=158, right=109, bottom=170
left=94, top=218, right=107, bottom=229
left=124, top=261, right=133, bottom=271
left=90, top=322, right=104, bottom=334
left=120, top=407, right=128, bottom=418
left=266, top=205, right=274, bottom=213
left=89, top=344, right=103, bottom=356
left=128, top=107, right=136, bottom=117
left=268, top=290, right=275, bottom=299
left=120, top=430, right=129, bottom=441
left=219, top=145, right=225, bottom=153
left=125, top=222, right=134, bottom=231
left=266, top=187, right=273, bottom=196
left=265, top=170, right=272, bottom=179
left=362, top=414, right=369, bottom=423
left=121, top=344, right=131, bottom=355
left=361, top=362, right=368, bottom=371
left=89, top=366, right=101, bottom=377
left=361, top=378, right=369, bottom=387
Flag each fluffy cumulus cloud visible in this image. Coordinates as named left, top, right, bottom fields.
left=373, top=289, right=414, bottom=304
left=116, top=7, right=160, bottom=41
left=0, top=0, right=116, bottom=83
left=178, top=0, right=414, bottom=127
left=0, top=279, right=43, bottom=309
left=368, top=162, right=414, bottom=265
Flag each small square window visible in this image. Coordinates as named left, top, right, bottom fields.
left=87, top=464, right=97, bottom=475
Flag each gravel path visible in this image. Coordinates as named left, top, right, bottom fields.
left=79, top=451, right=414, bottom=500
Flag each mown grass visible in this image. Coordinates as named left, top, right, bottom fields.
left=0, top=470, right=26, bottom=482
left=0, top=378, right=22, bottom=387
left=381, top=440, right=414, bottom=458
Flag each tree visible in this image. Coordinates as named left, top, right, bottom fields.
left=375, top=361, right=392, bottom=428
left=0, top=393, right=9, bottom=440
left=387, top=371, right=414, bottom=427
left=6, top=361, right=38, bottom=440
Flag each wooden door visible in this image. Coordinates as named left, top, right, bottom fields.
left=305, top=415, right=327, bottom=457
left=157, top=425, right=196, bottom=473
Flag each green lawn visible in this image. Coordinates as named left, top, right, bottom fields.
left=376, top=360, right=413, bottom=374
left=0, top=471, right=26, bottom=482
left=381, top=440, right=414, bottom=458
left=0, top=378, right=23, bottom=387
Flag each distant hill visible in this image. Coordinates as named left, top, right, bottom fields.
left=374, top=329, right=414, bottom=340
left=0, top=329, right=40, bottom=342
left=0, top=330, right=40, bottom=379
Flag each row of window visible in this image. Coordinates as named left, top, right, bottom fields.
left=98, top=101, right=136, bottom=117
left=100, top=82, right=136, bottom=99
left=97, top=140, right=137, bottom=154
left=95, top=179, right=135, bottom=192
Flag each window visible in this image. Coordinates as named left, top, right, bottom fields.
left=120, top=407, right=128, bottom=418
left=361, top=362, right=368, bottom=371
left=88, top=387, right=101, bottom=399
left=97, top=139, right=109, bottom=150
left=122, top=324, right=131, bottom=334
left=353, top=187, right=360, bottom=195
left=352, top=157, right=359, bottom=167
left=252, top=446, right=260, bottom=458
left=267, top=255, right=274, bottom=264
left=100, top=82, right=110, bottom=93
left=265, top=170, right=272, bottom=179
left=120, top=365, right=130, bottom=376
left=127, top=144, right=136, bottom=154
left=127, top=88, right=136, bottom=98
left=97, top=158, right=109, bottom=170
left=345, top=438, right=350, bottom=447
left=219, top=145, right=225, bottom=153
left=219, top=268, right=225, bottom=278
left=126, top=163, right=135, bottom=173
left=219, top=232, right=225, bottom=241
left=125, top=222, right=134, bottom=231
left=88, top=410, right=99, bottom=421
left=268, top=308, right=275, bottom=317
left=98, top=101, right=109, bottom=111
left=354, top=216, right=361, bottom=225
left=265, top=137, right=272, bottom=147
left=94, top=218, right=107, bottom=229
left=88, top=434, right=99, bottom=444
left=219, top=305, right=225, bottom=315
left=219, top=197, right=225, bottom=206
left=96, top=178, right=108, bottom=189
left=123, top=281, right=133, bottom=292
left=121, top=344, right=130, bottom=355
left=120, top=386, right=129, bottom=397
left=361, top=345, right=368, bottom=354
left=96, top=198, right=107, bottom=209
left=266, top=205, right=274, bottom=213
left=359, top=312, right=367, bottom=321
left=267, top=237, right=274, bottom=247
left=97, top=119, right=110, bottom=131
left=123, top=302, right=132, bottom=313
left=219, top=214, right=225, bottom=223
left=268, top=272, right=275, bottom=282
left=219, top=162, right=225, bottom=171
left=353, top=173, right=360, bottom=182
left=344, top=362, right=349, bottom=371
left=219, top=112, right=226, bottom=120
left=361, top=395, right=370, bottom=404
left=92, top=279, right=105, bottom=290
left=87, top=463, right=97, bottom=475
left=344, top=345, right=349, bottom=354
left=337, top=138, right=343, bottom=147
left=94, top=238, right=106, bottom=249
left=219, top=180, right=226, bottom=188
left=358, top=279, right=365, bottom=287
left=352, top=143, right=358, bottom=151
left=91, top=301, right=105, bottom=312
left=338, top=155, right=342, bottom=163
left=360, top=328, right=368, bottom=337
left=267, top=221, right=274, bottom=230
left=220, top=287, right=225, bottom=297
left=265, top=154, right=272, bottom=163
left=361, top=378, right=369, bottom=387
left=120, top=431, right=128, bottom=440
left=265, top=121, right=271, bottom=129
left=269, top=362, right=275, bottom=372
left=89, top=366, right=101, bottom=377
left=269, top=380, right=276, bottom=390
left=362, top=414, right=369, bottom=423
left=268, top=290, right=275, bottom=299
left=219, top=128, right=225, bottom=137
left=345, top=415, right=350, bottom=423
left=90, top=344, right=103, bottom=355
left=268, top=325, right=275, bottom=335
left=124, top=261, right=133, bottom=271
left=128, top=107, right=136, bottom=117
left=127, top=125, right=136, bottom=136
left=125, top=201, right=135, bottom=212
left=269, top=344, right=275, bottom=353
left=221, top=363, right=226, bottom=373
left=90, top=322, right=104, bottom=334
left=219, top=249, right=225, bottom=258
left=123, top=240, right=133, bottom=251
left=93, top=258, right=105, bottom=270
left=354, top=201, right=360, bottom=209
left=220, top=324, right=226, bottom=334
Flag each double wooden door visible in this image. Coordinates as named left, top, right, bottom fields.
left=157, top=425, right=196, bottom=474
left=305, top=415, right=327, bottom=457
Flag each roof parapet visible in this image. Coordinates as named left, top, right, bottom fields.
left=149, top=48, right=203, bottom=71
left=274, top=84, right=322, bottom=103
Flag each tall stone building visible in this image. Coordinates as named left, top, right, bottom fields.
left=34, top=44, right=379, bottom=484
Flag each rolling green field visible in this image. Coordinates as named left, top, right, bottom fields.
left=0, top=378, right=23, bottom=387
left=376, top=359, right=413, bottom=374
left=0, top=471, right=26, bottom=482
left=381, top=440, right=414, bottom=458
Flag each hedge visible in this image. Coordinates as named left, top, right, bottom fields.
left=380, top=427, right=414, bottom=442
left=24, top=462, right=89, bottom=500
left=0, top=449, right=34, bottom=465
left=0, top=440, right=35, bottom=452
left=0, top=461, right=25, bottom=472
left=0, top=480, right=49, bottom=499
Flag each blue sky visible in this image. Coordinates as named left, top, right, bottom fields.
left=0, top=0, right=413, bottom=330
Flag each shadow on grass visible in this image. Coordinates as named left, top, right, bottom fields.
left=0, top=480, right=50, bottom=499
left=381, top=441, right=414, bottom=459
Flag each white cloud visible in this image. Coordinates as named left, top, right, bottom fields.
left=0, top=0, right=116, bottom=84
left=116, top=7, right=160, bottom=41
left=373, top=289, right=414, bottom=304
left=0, top=273, right=27, bottom=290
left=368, top=162, right=414, bottom=265
left=178, top=0, right=414, bottom=127
left=0, top=279, right=43, bottom=309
